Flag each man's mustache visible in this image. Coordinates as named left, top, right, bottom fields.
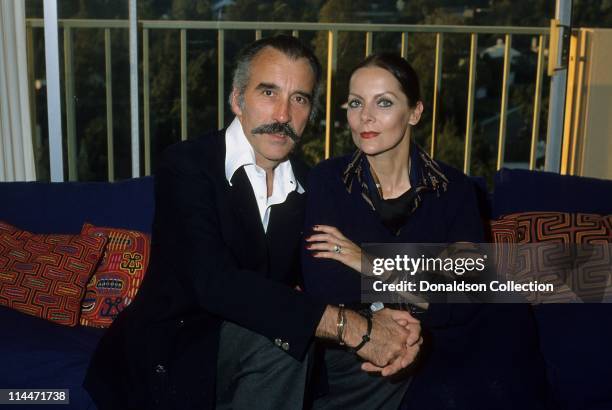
left=251, top=122, right=299, bottom=143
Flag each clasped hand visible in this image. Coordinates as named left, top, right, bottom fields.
left=307, top=225, right=422, bottom=376
left=358, top=307, right=422, bottom=377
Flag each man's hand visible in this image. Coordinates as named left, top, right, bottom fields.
left=345, top=308, right=422, bottom=377
left=315, top=306, right=422, bottom=377
left=360, top=308, right=422, bottom=376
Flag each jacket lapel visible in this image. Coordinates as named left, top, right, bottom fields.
left=226, top=167, right=268, bottom=264
left=265, top=156, right=308, bottom=281
left=204, top=130, right=267, bottom=270
left=266, top=191, right=305, bottom=275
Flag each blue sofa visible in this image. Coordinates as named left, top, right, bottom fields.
left=0, top=169, right=611, bottom=410
left=0, top=177, right=154, bottom=410
left=491, top=169, right=612, bottom=410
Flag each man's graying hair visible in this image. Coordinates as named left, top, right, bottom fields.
left=229, top=35, right=322, bottom=122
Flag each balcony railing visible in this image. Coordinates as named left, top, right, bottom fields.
left=25, top=19, right=550, bottom=181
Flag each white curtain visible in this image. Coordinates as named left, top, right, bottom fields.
left=0, top=0, right=36, bottom=181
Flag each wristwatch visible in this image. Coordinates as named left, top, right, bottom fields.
left=369, top=301, right=384, bottom=313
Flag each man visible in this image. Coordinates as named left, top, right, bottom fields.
left=84, top=35, right=420, bottom=410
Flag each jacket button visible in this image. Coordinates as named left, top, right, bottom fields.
left=281, top=342, right=290, bottom=351
left=155, top=364, right=166, bottom=374
left=274, top=338, right=282, bottom=347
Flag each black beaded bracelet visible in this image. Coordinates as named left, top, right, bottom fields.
left=408, top=304, right=426, bottom=317
left=348, top=313, right=372, bottom=354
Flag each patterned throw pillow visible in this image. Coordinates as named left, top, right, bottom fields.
left=500, top=212, right=612, bottom=303
left=79, top=223, right=151, bottom=328
left=0, top=232, right=107, bottom=326
left=488, top=218, right=518, bottom=243
left=503, top=212, right=612, bottom=244
left=0, top=221, right=32, bottom=240
left=488, top=218, right=519, bottom=279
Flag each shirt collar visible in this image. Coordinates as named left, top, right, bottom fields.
left=224, top=117, right=304, bottom=193
left=225, top=117, right=256, bottom=184
left=342, top=142, right=448, bottom=210
left=408, top=143, right=449, bottom=193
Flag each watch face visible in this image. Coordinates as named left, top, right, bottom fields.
left=370, top=301, right=384, bottom=312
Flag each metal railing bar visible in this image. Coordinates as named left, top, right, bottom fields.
left=570, top=31, right=587, bottom=175
left=128, top=0, right=140, bottom=178
left=529, top=35, right=545, bottom=170
left=28, top=18, right=129, bottom=28
left=42, top=0, right=64, bottom=182
left=497, top=34, right=512, bottom=170
left=400, top=32, right=408, bottom=58
left=430, top=33, right=443, bottom=159
left=365, top=31, right=373, bottom=57
left=324, top=30, right=337, bottom=159
left=217, top=29, right=225, bottom=129
left=140, top=21, right=551, bottom=35
left=63, top=26, right=77, bottom=181
left=560, top=33, right=577, bottom=175
left=143, top=28, right=151, bottom=176
left=105, top=28, right=114, bottom=181
left=26, top=24, right=37, bottom=167
left=25, top=18, right=550, bottom=35
left=180, top=29, right=187, bottom=141
left=464, top=33, right=477, bottom=175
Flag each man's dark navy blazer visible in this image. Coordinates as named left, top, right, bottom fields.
left=84, top=129, right=325, bottom=409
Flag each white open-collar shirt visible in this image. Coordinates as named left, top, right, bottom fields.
left=224, top=117, right=305, bottom=232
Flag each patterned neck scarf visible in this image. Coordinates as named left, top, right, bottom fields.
left=342, top=143, right=449, bottom=216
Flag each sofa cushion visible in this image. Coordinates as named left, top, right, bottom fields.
left=0, top=305, right=104, bottom=409
left=0, top=177, right=155, bottom=234
left=0, top=232, right=107, bottom=326
left=80, top=223, right=151, bottom=328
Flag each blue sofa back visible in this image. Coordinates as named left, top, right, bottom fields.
left=493, top=168, right=612, bottom=217
left=0, top=177, right=155, bottom=234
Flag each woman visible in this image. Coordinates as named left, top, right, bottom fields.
left=302, top=54, right=546, bottom=410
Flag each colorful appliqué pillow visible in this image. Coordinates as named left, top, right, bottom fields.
left=487, top=218, right=519, bottom=279
left=488, top=218, right=518, bottom=243
left=499, top=212, right=612, bottom=303
left=79, top=223, right=151, bottom=327
left=0, top=231, right=107, bottom=326
left=0, top=221, right=32, bottom=240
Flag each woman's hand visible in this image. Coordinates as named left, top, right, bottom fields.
left=305, top=225, right=362, bottom=272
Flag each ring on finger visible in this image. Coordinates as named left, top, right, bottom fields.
left=332, top=244, right=342, bottom=254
